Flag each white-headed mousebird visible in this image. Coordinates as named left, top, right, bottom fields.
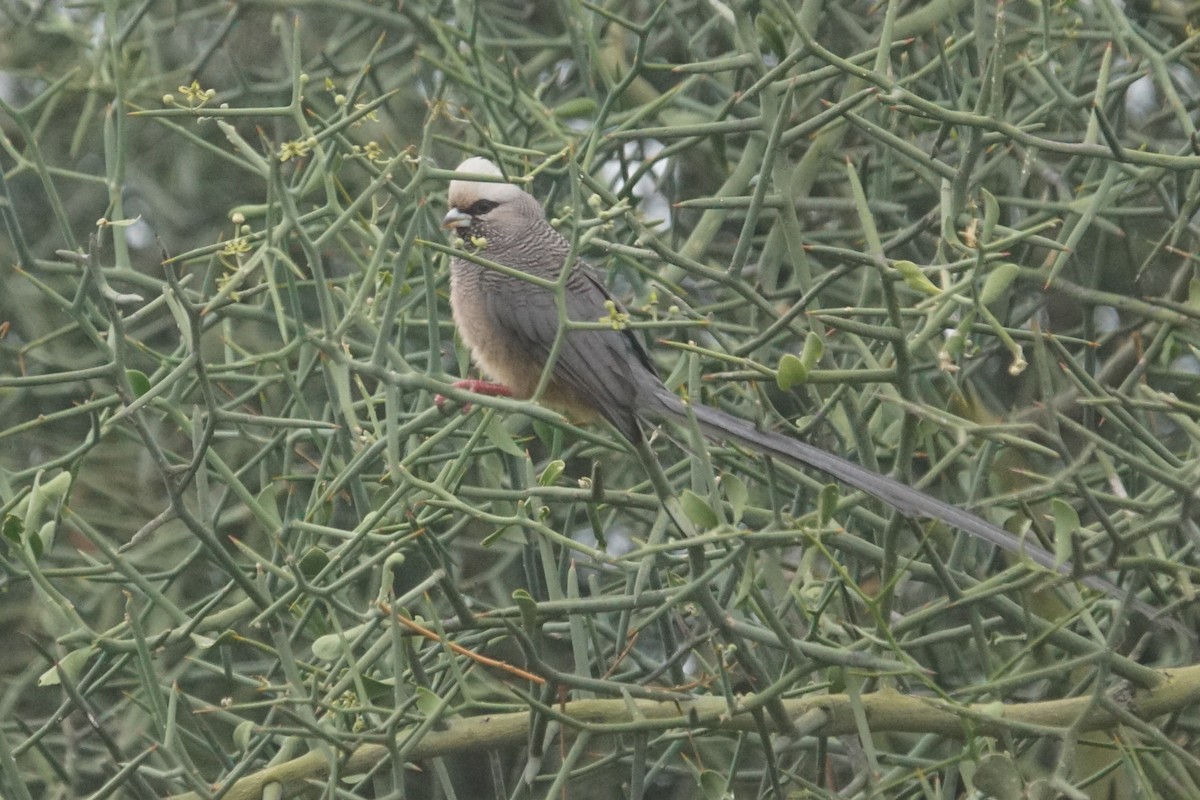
left=439, top=155, right=1151, bottom=617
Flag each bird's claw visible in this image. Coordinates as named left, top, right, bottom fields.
left=435, top=379, right=514, bottom=415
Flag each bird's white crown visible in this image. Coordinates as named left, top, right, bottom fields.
left=454, top=157, right=504, bottom=178
left=448, top=157, right=528, bottom=207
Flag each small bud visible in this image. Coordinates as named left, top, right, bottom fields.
left=162, top=94, right=175, bottom=105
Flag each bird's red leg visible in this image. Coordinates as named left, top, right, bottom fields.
left=435, top=380, right=513, bottom=413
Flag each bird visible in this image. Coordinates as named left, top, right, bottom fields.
left=439, top=155, right=1132, bottom=604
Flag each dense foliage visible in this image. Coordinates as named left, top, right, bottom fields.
left=2, top=0, right=1199, bottom=797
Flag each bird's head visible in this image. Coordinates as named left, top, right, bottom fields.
left=442, top=157, right=538, bottom=244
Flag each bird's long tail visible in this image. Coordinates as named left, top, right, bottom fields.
left=647, top=388, right=1138, bottom=603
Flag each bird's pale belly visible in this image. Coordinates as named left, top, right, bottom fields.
left=450, top=277, right=597, bottom=423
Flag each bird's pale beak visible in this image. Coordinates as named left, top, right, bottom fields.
left=441, top=208, right=472, bottom=229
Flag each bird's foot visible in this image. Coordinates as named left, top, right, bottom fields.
left=435, top=380, right=514, bottom=414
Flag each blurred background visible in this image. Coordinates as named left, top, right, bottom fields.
left=2, top=0, right=1199, bottom=797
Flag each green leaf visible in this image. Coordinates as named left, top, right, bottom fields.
left=162, top=287, right=192, bottom=350
left=979, top=262, right=1021, bottom=306
left=312, top=622, right=371, bottom=660
left=756, top=15, right=787, bottom=61
left=233, top=720, right=256, bottom=751
left=190, top=633, right=217, bottom=649
left=311, top=633, right=346, bottom=662
left=538, top=459, right=565, bottom=487
left=6, top=471, right=73, bottom=559
left=799, top=330, right=824, bottom=370
left=816, top=483, right=840, bottom=526
left=553, top=97, right=599, bottom=119
left=1025, top=780, right=1055, bottom=800
left=1187, top=278, right=1200, bottom=310
left=1051, top=498, right=1079, bottom=565
left=970, top=752, right=1024, bottom=800
left=2, top=512, right=22, bottom=544
left=126, top=369, right=151, bottom=397
left=513, top=589, right=539, bottom=633
left=980, top=188, right=1000, bottom=244
left=480, top=524, right=515, bottom=546
left=484, top=415, right=526, bottom=457
left=414, top=686, right=442, bottom=716
left=722, top=473, right=748, bottom=525
left=254, top=482, right=283, bottom=531
left=776, top=353, right=807, bottom=391
left=31, top=471, right=73, bottom=515
left=359, top=675, right=394, bottom=703
left=679, top=490, right=719, bottom=529
left=37, top=646, right=93, bottom=687
left=698, top=769, right=729, bottom=800
left=297, top=546, right=330, bottom=579
left=893, top=260, right=941, bottom=296
left=32, top=520, right=55, bottom=558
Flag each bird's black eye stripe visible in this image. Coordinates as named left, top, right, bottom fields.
left=467, top=199, right=498, bottom=215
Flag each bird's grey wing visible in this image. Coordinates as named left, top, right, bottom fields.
left=484, top=262, right=657, bottom=440
left=576, top=268, right=659, bottom=378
